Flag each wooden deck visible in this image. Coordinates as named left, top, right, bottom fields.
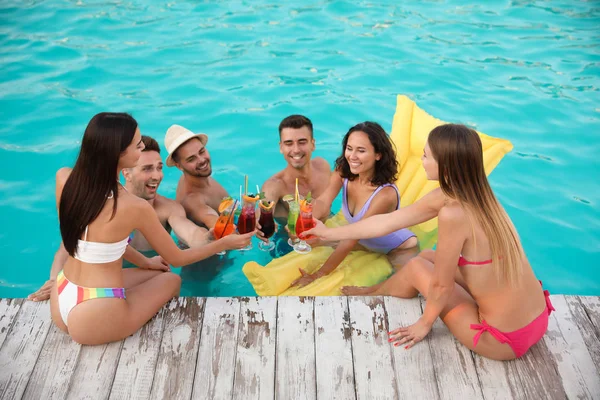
left=0, top=295, right=599, bottom=400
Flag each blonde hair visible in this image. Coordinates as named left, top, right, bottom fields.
left=428, top=124, right=524, bottom=286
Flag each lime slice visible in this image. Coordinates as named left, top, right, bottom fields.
left=259, top=199, right=275, bottom=210
left=282, top=194, right=294, bottom=203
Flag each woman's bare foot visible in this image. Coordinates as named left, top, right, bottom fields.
left=341, top=285, right=376, bottom=296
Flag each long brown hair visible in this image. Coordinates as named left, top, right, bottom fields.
left=59, top=112, right=138, bottom=256
left=428, top=124, right=524, bottom=285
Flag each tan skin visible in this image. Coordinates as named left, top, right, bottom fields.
left=258, top=126, right=331, bottom=240
left=174, top=138, right=229, bottom=229
left=28, top=244, right=169, bottom=302
left=123, top=150, right=211, bottom=251
left=302, top=141, right=546, bottom=360
left=291, top=130, right=418, bottom=287
left=28, top=149, right=219, bottom=302
left=51, top=129, right=254, bottom=345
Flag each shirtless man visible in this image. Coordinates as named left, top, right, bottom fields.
left=29, top=135, right=250, bottom=301
left=166, top=124, right=229, bottom=229
left=123, top=135, right=210, bottom=251
left=260, top=115, right=332, bottom=228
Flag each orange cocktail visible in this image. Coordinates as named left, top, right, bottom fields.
left=214, top=197, right=236, bottom=239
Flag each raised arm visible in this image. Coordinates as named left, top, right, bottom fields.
left=122, top=245, right=169, bottom=271
left=261, top=177, right=284, bottom=217
left=303, top=188, right=445, bottom=242
left=136, top=201, right=253, bottom=267
left=389, top=205, right=467, bottom=348
left=312, top=171, right=343, bottom=221
left=167, top=202, right=209, bottom=248
left=181, top=193, right=219, bottom=229
left=420, top=206, right=466, bottom=326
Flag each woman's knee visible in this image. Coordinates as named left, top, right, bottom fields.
left=418, top=249, right=435, bottom=259
left=164, top=272, right=181, bottom=295
left=399, top=236, right=418, bottom=250
left=399, top=256, right=434, bottom=289
left=404, top=255, right=432, bottom=274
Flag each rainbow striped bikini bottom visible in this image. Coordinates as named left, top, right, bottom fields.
left=57, top=270, right=126, bottom=326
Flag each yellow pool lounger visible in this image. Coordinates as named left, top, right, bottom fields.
left=243, top=95, right=514, bottom=296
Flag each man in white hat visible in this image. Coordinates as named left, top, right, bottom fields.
left=165, top=124, right=229, bottom=229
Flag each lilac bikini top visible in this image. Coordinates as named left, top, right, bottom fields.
left=341, top=179, right=416, bottom=254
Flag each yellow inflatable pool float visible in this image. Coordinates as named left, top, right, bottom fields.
left=243, top=94, right=514, bottom=296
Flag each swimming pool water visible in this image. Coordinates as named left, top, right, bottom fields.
left=1, top=0, right=599, bottom=297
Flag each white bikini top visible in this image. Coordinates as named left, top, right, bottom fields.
left=74, top=225, right=129, bottom=264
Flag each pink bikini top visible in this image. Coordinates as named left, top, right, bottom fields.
left=458, top=256, right=493, bottom=267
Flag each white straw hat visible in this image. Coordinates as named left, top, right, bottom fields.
left=164, top=124, right=208, bottom=167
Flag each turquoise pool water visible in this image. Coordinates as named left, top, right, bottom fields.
left=1, top=1, right=598, bottom=298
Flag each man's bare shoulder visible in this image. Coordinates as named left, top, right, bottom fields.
left=312, top=157, right=332, bottom=173
left=181, top=191, right=207, bottom=205
left=155, top=194, right=186, bottom=216
left=263, top=172, right=286, bottom=191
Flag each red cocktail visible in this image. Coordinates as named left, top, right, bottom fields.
left=237, top=194, right=258, bottom=250
left=293, top=199, right=314, bottom=254
left=258, top=199, right=275, bottom=251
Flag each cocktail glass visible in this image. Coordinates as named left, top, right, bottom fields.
left=293, top=199, right=315, bottom=254
left=258, top=200, right=276, bottom=251
left=287, top=200, right=300, bottom=247
left=214, top=198, right=236, bottom=256
left=237, top=194, right=258, bottom=251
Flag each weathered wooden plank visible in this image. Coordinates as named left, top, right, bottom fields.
left=0, top=300, right=52, bottom=400
left=275, top=296, right=316, bottom=400
left=472, top=356, right=525, bottom=400
left=511, top=336, right=566, bottom=399
left=577, top=296, right=600, bottom=372
left=348, top=296, right=397, bottom=400
left=149, top=297, right=205, bottom=400
left=64, top=340, right=124, bottom=399
left=232, top=296, right=277, bottom=400
left=109, top=308, right=167, bottom=400
left=420, top=297, right=483, bottom=400
left=314, top=296, right=355, bottom=400
left=0, top=299, right=23, bottom=349
left=21, top=325, right=81, bottom=400
left=192, top=297, right=241, bottom=400
left=579, top=296, right=600, bottom=332
left=384, top=297, right=439, bottom=399
left=544, top=295, right=600, bottom=399
left=567, top=296, right=600, bottom=375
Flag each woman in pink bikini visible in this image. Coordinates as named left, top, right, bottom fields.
left=303, top=124, right=553, bottom=360
left=292, top=121, right=418, bottom=287
left=51, top=112, right=254, bottom=345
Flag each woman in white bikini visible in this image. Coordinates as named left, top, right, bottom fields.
left=51, top=112, right=254, bottom=345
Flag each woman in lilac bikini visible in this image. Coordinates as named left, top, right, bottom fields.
left=292, top=122, right=418, bottom=287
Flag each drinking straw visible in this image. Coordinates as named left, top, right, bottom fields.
left=244, top=175, right=248, bottom=195
left=239, top=185, right=242, bottom=203
left=295, top=178, right=299, bottom=203
left=222, top=199, right=238, bottom=235
left=256, top=184, right=260, bottom=195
